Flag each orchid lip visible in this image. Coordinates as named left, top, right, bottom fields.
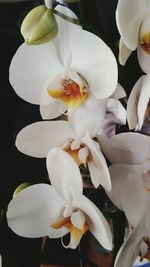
left=47, top=75, right=89, bottom=108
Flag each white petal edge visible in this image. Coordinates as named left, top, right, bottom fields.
left=68, top=95, right=107, bottom=139
left=137, top=74, right=150, bottom=129
left=116, top=0, right=146, bottom=50
left=82, top=133, right=111, bottom=191
left=127, top=76, right=144, bottom=130
left=98, top=132, right=150, bottom=164
left=118, top=38, right=132, bottom=65
left=16, top=120, right=74, bottom=158
left=40, top=100, right=67, bottom=120
left=72, top=193, right=112, bottom=251
left=7, top=184, right=67, bottom=238
left=46, top=147, right=83, bottom=201
left=114, top=223, right=146, bottom=267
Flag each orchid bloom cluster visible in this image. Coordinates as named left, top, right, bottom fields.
left=4, top=0, right=150, bottom=266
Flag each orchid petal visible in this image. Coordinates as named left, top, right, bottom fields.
left=82, top=133, right=111, bottom=191
left=98, top=114, right=116, bottom=138
left=106, top=98, right=127, bottom=125
left=137, top=74, right=150, bottom=129
left=69, top=30, right=117, bottom=99
left=118, top=38, right=132, bottom=65
left=46, top=148, right=83, bottom=200
left=54, top=4, right=81, bottom=31
left=114, top=223, right=146, bottom=267
left=7, top=184, right=67, bottom=238
left=111, top=83, right=126, bottom=99
left=68, top=95, right=106, bottom=138
left=137, top=45, right=150, bottom=74
left=40, top=100, right=67, bottom=119
left=121, top=173, right=146, bottom=227
left=108, top=163, right=142, bottom=211
left=61, top=210, right=87, bottom=249
left=71, top=210, right=86, bottom=229
left=78, top=146, right=89, bottom=165
left=72, top=193, right=112, bottom=250
left=98, top=132, right=150, bottom=164
left=116, top=0, right=146, bottom=50
left=127, top=76, right=144, bottom=130
left=9, top=42, right=64, bottom=105
left=16, top=120, right=74, bottom=158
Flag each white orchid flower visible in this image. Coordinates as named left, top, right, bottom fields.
left=97, top=132, right=150, bottom=267
left=7, top=148, right=112, bottom=250
left=107, top=162, right=150, bottom=267
left=9, top=3, right=117, bottom=125
left=116, top=0, right=150, bottom=73
left=127, top=74, right=150, bottom=131
left=98, top=132, right=150, bottom=165
left=15, top=120, right=111, bottom=191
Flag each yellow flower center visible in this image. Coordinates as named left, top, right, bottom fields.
left=51, top=217, right=89, bottom=243
left=140, top=33, right=150, bottom=55
left=63, top=142, right=91, bottom=167
left=48, top=78, right=88, bottom=108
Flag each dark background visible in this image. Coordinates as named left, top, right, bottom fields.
left=0, top=0, right=143, bottom=266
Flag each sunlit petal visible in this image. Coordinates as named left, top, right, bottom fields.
left=7, top=184, right=67, bottom=238
left=82, top=133, right=111, bottom=191
left=127, top=76, right=144, bottom=130
left=16, top=121, right=74, bottom=158
left=46, top=148, right=83, bottom=200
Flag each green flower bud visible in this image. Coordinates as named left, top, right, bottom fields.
left=21, top=5, right=58, bottom=45
left=13, top=182, right=32, bottom=197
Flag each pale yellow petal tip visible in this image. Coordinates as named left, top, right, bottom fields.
left=13, top=182, right=32, bottom=198
left=21, top=5, right=58, bottom=45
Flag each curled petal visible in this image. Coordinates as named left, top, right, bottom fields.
left=16, top=120, right=74, bottom=158
left=7, top=184, right=67, bottom=238
left=116, top=0, right=146, bottom=50
left=118, top=38, right=132, bottom=65
left=114, top=223, right=146, bottom=267
left=72, top=193, right=112, bottom=250
left=127, top=76, right=144, bottom=130
left=40, top=100, right=67, bottom=119
left=137, top=74, right=150, bottom=129
left=82, top=133, right=111, bottom=191
left=46, top=148, right=83, bottom=200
